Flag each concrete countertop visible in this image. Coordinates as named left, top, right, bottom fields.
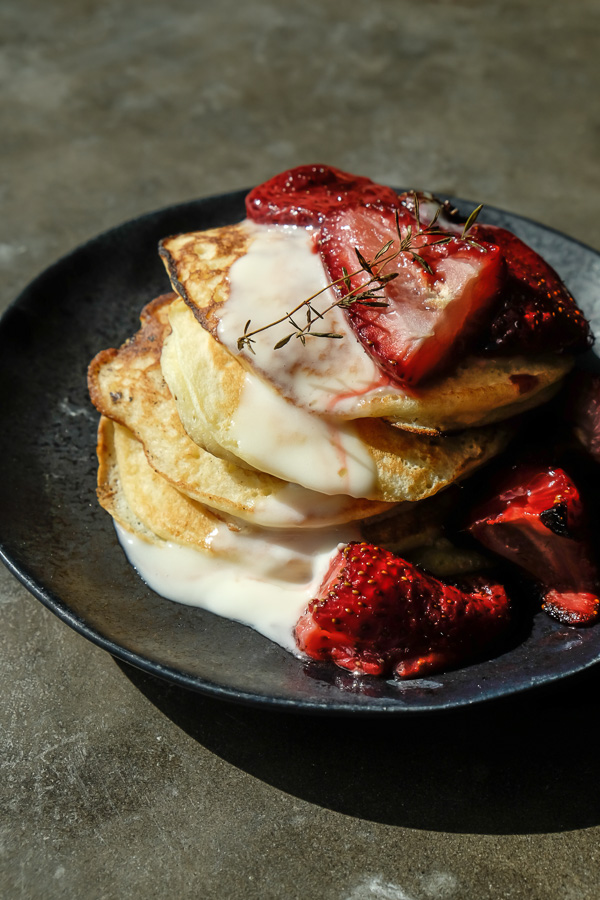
left=2, top=2, right=599, bottom=897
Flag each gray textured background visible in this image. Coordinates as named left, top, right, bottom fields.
left=2, top=1, right=600, bottom=898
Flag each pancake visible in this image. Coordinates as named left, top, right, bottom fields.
left=88, top=294, right=394, bottom=528
left=97, top=415, right=460, bottom=561
left=159, top=220, right=572, bottom=432
left=159, top=222, right=251, bottom=333
left=96, top=413, right=160, bottom=544
left=162, top=298, right=513, bottom=502
left=105, top=416, right=250, bottom=548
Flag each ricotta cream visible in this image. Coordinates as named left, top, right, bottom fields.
left=228, top=369, right=376, bottom=497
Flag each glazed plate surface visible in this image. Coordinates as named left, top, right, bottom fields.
left=2, top=190, right=600, bottom=714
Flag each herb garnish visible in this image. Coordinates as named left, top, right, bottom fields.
left=237, top=194, right=483, bottom=354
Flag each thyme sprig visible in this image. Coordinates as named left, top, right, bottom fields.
left=237, top=195, right=484, bottom=354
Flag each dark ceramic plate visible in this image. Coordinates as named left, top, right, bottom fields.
left=2, top=190, right=600, bottom=714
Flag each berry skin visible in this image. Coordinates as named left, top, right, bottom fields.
left=471, top=225, right=593, bottom=356
left=295, top=543, right=511, bottom=678
left=246, top=174, right=592, bottom=375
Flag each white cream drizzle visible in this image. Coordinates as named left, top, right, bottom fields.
left=228, top=370, right=376, bottom=497
left=217, top=222, right=404, bottom=417
left=116, top=521, right=356, bottom=651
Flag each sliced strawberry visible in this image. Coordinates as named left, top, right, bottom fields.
left=469, top=225, right=593, bottom=356
left=468, top=465, right=600, bottom=626
left=245, top=164, right=401, bottom=227
left=295, top=542, right=510, bottom=678
left=319, top=206, right=505, bottom=386
left=393, top=196, right=592, bottom=357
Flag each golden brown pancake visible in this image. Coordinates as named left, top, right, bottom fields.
left=159, top=222, right=250, bottom=333
left=96, top=413, right=161, bottom=544
left=97, top=414, right=461, bottom=559
left=98, top=415, right=258, bottom=548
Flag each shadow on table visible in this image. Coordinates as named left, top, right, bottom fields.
left=116, top=658, right=600, bottom=836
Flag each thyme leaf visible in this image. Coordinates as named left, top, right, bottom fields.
left=461, top=203, right=483, bottom=238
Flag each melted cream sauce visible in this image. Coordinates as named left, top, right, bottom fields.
left=217, top=222, right=403, bottom=417
left=228, top=369, right=376, bottom=497
left=116, top=521, right=356, bottom=651
left=254, top=482, right=380, bottom=527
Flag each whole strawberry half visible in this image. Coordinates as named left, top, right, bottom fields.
left=318, top=206, right=505, bottom=386
left=295, top=543, right=511, bottom=678
left=468, top=465, right=600, bottom=626
left=245, top=164, right=401, bottom=227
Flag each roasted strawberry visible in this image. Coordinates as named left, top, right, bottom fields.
left=245, top=164, right=401, bottom=227
left=394, top=195, right=592, bottom=358
left=468, top=465, right=600, bottom=626
left=543, top=591, right=600, bottom=626
left=394, top=196, right=592, bottom=356
left=470, top=225, right=593, bottom=356
left=319, top=206, right=505, bottom=386
left=295, top=542, right=510, bottom=678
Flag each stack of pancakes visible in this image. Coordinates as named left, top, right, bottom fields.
left=88, top=218, right=574, bottom=575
